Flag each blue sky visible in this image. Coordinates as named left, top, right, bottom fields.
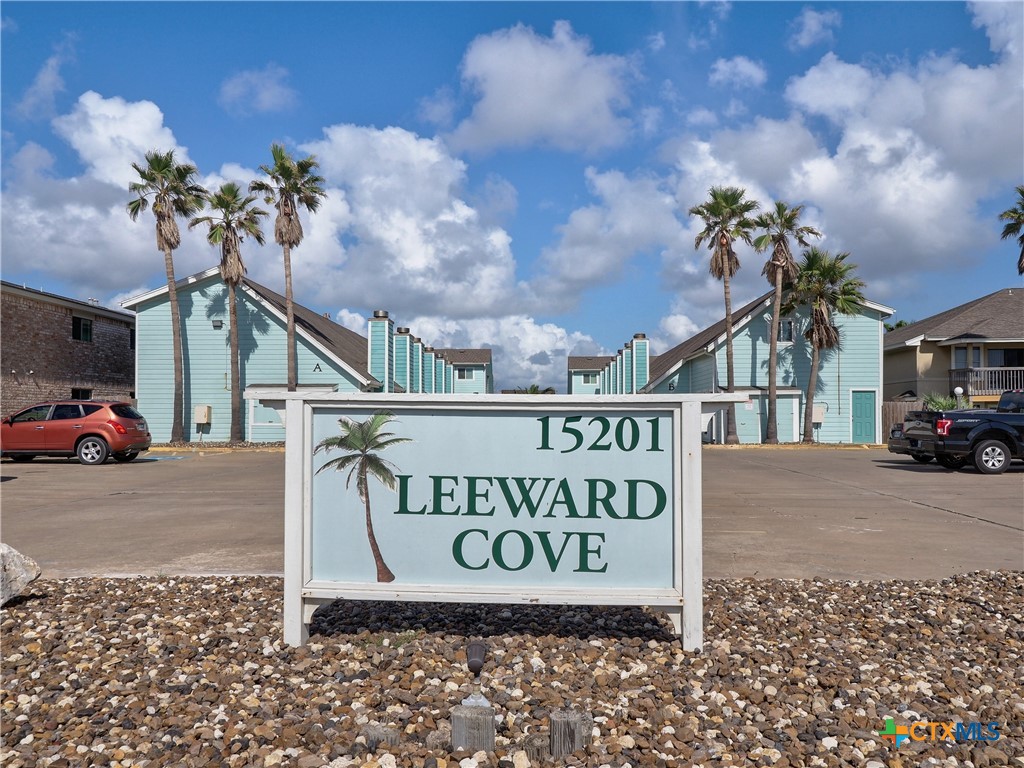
left=2, top=2, right=1022, bottom=391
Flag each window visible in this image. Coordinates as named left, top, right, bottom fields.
left=72, top=316, right=93, bottom=342
left=777, top=319, right=795, bottom=343
left=954, top=346, right=968, bottom=369
left=972, top=347, right=981, bottom=368
left=581, top=373, right=599, bottom=385
left=989, top=348, right=1024, bottom=367
left=456, top=367, right=473, bottom=380
left=12, top=405, right=51, bottom=423
left=71, top=388, right=92, bottom=400
left=51, top=404, right=83, bottom=420
left=129, top=328, right=135, bottom=350
left=82, top=404, right=103, bottom=416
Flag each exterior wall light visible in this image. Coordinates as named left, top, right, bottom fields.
left=212, top=320, right=223, bottom=330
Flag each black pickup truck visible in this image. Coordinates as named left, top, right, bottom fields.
left=890, top=390, right=1024, bottom=474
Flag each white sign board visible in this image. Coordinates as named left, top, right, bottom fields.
left=250, top=392, right=743, bottom=651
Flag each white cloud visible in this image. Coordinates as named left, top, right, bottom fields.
left=647, top=32, right=666, bottom=53
left=418, top=86, right=457, bottom=128
left=15, top=35, right=75, bottom=120
left=51, top=91, right=189, bottom=188
left=447, top=20, right=634, bottom=154
left=784, top=52, right=875, bottom=122
left=403, top=314, right=597, bottom=392
left=534, top=167, right=688, bottom=311
left=295, top=123, right=527, bottom=318
left=686, top=107, right=718, bottom=127
left=788, top=7, right=841, bottom=51
left=218, top=63, right=298, bottom=116
left=709, top=56, right=767, bottom=89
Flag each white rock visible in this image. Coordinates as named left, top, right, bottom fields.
left=512, top=750, right=531, bottom=768
left=821, top=736, right=838, bottom=749
left=0, top=544, right=41, bottom=606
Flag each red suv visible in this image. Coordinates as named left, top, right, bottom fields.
left=1, top=400, right=151, bottom=465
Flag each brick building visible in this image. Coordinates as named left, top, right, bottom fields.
left=1, top=281, right=136, bottom=415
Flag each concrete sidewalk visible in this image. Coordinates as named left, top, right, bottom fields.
left=2, top=447, right=1020, bottom=579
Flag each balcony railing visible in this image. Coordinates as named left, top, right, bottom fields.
left=949, top=367, right=1024, bottom=397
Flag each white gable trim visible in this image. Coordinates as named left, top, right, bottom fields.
left=121, top=267, right=221, bottom=309
left=238, top=284, right=374, bottom=388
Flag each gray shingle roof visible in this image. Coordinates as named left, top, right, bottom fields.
left=645, top=291, right=774, bottom=387
left=567, top=355, right=613, bottom=370
left=884, top=288, right=1024, bottom=348
left=438, top=348, right=492, bottom=365
left=243, top=278, right=378, bottom=386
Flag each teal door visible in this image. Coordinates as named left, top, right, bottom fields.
left=851, top=391, right=876, bottom=443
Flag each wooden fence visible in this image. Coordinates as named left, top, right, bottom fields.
left=882, top=400, right=923, bottom=430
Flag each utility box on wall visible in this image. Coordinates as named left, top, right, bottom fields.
left=194, top=405, right=212, bottom=424
left=812, top=404, right=827, bottom=423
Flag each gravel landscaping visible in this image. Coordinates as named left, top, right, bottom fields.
left=2, top=571, right=1021, bottom=767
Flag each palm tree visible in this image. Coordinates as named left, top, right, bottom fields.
left=314, top=410, right=412, bottom=583
left=250, top=144, right=327, bottom=391
left=190, top=182, right=267, bottom=444
left=689, top=186, right=760, bottom=444
left=784, top=248, right=865, bottom=443
left=516, top=384, right=557, bottom=394
left=753, top=201, right=821, bottom=444
left=998, top=184, right=1024, bottom=274
left=127, top=150, right=206, bottom=443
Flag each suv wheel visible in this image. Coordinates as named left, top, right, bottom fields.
left=76, top=437, right=109, bottom=465
left=973, top=439, right=1009, bottom=475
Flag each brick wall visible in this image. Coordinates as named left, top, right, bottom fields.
left=1, top=290, right=135, bottom=415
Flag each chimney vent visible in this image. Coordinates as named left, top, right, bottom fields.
left=372, top=310, right=389, bottom=318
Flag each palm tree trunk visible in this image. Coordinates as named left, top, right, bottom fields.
left=227, top=282, right=243, bottom=444
left=362, top=477, right=396, bottom=582
left=803, top=342, right=820, bottom=443
left=765, top=268, right=783, bottom=444
left=163, top=246, right=185, bottom=443
left=283, top=243, right=297, bottom=392
left=722, top=270, right=739, bottom=445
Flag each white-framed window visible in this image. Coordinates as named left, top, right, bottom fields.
left=456, top=367, right=474, bottom=380
left=581, top=373, right=599, bottom=384
left=777, top=319, right=795, bottom=343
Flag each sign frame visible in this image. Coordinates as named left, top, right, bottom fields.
left=250, top=391, right=743, bottom=651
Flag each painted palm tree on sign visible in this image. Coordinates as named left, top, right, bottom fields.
left=127, top=150, right=206, bottom=443
left=250, top=144, right=327, bottom=391
left=753, top=201, right=821, bottom=444
left=190, top=182, right=268, bottom=443
left=998, top=184, right=1024, bottom=275
left=314, top=410, right=412, bottom=583
left=784, top=248, right=865, bottom=443
left=689, top=186, right=760, bottom=444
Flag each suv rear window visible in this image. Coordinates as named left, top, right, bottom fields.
left=110, top=404, right=144, bottom=419
left=82, top=404, right=103, bottom=415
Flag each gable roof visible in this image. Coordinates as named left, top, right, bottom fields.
left=644, top=291, right=775, bottom=389
left=439, top=348, right=492, bottom=365
left=643, top=289, right=893, bottom=392
left=241, top=278, right=377, bottom=386
left=883, top=288, right=1024, bottom=350
left=568, top=355, right=613, bottom=370
left=122, top=267, right=379, bottom=388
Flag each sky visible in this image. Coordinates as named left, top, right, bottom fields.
left=2, top=1, right=1022, bottom=392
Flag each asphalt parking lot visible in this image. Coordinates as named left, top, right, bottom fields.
left=2, top=447, right=1021, bottom=580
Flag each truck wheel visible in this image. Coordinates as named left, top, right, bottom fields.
left=911, top=454, right=934, bottom=464
left=936, top=454, right=968, bottom=470
left=973, top=439, right=1009, bottom=475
